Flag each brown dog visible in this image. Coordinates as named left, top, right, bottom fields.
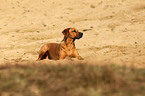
left=37, top=28, right=83, bottom=61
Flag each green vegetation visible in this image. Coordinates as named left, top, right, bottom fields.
left=0, top=63, right=145, bottom=96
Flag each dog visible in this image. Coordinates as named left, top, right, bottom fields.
left=37, top=28, right=83, bottom=61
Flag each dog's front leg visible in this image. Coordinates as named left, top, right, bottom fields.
left=73, top=49, right=84, bottom=60
left=59, top=51, right=67, bottom=60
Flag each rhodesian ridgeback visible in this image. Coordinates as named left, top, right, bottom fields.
left=37, top=28, right=83, bottom=61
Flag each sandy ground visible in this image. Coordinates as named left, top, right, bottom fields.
left=0, top=0, right=145, bottom=67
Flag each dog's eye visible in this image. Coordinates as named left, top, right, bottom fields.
left=74, top=30, right=76, bottom=32
left=72, top=30, right=76, bottom=33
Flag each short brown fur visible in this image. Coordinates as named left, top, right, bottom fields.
left=37, top=28, right=83, bottom=61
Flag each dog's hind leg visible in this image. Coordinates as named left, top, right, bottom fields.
left=37, top=51, right=48, bottom=61
left=37, top=44, right=50, bottom=61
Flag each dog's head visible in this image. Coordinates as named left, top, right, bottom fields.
left=62, top=28, right=83, bottom=39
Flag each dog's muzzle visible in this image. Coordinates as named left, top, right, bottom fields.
left=75, top=32, right=83, bottom=39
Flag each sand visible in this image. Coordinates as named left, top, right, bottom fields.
left=0, top=0, right=145, bottom=68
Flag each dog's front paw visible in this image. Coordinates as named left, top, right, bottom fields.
left=65, top=56, right=73, bottom=61
left=78, top=56, right=84, bottom=60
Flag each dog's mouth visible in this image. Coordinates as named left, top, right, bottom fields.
left=75, top=32, right=83, bottom=39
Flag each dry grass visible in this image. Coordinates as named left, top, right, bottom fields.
left=0, top=63, right=145, bottom=96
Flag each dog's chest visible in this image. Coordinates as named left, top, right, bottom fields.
left=61, top=44, right=74, bottom=56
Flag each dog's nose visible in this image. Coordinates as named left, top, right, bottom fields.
left=79, top=32, right=83, bottom=38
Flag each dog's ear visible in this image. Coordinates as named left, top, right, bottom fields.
left=62, top=28, right=70, bottom=37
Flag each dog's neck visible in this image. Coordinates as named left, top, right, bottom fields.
left=62, top=36, right=75, bottom=45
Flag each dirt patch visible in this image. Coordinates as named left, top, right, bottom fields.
left=0, top=0, right=145, bottom=68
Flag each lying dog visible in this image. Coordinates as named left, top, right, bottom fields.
left=37, top=28, right=83, bottom=61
